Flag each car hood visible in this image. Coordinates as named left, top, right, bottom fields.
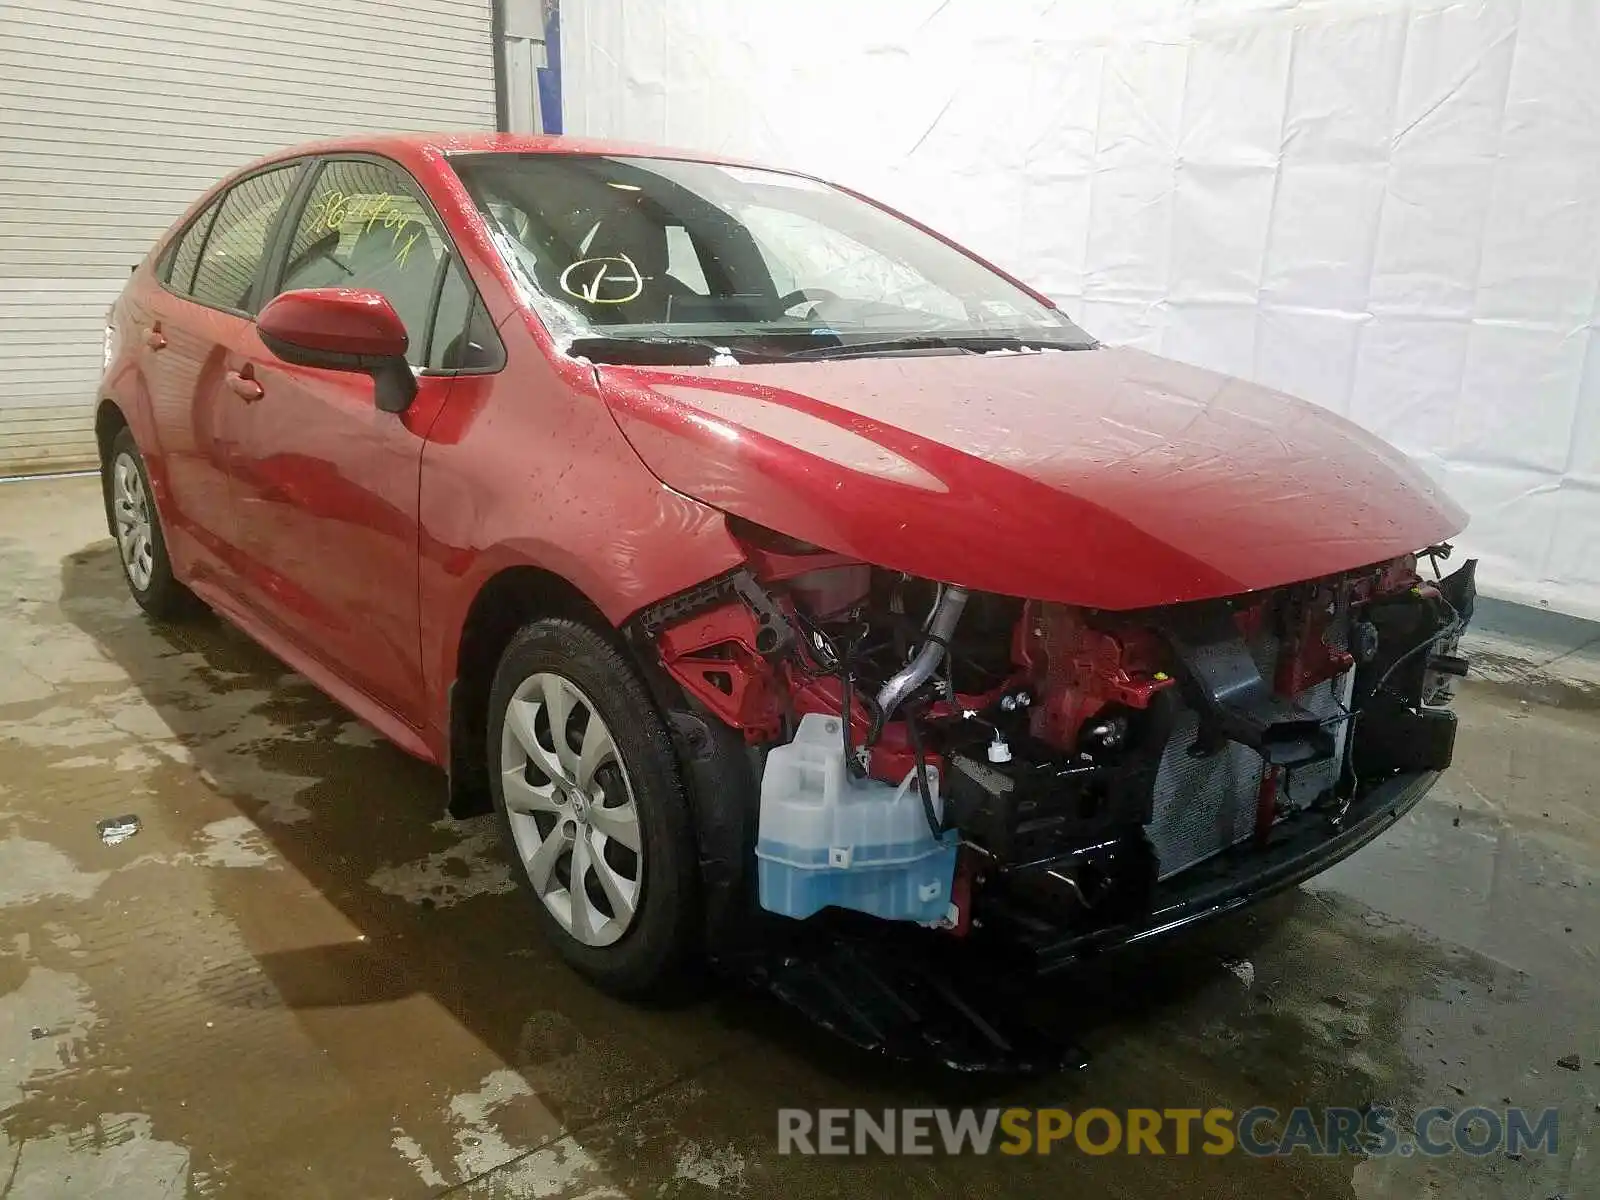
left=595, top=346, right=1466, bottom=610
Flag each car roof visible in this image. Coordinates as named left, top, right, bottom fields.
left=242, top=131, right=763, bottom=174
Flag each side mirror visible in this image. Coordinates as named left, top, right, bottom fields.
left=257, top=287, right=418, bottom=414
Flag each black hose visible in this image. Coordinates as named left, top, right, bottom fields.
left=841, top=668, right=866, bottom=779
left=1373, top=594, right=1462, bottom=698
left=905, top=705, right=942, bottom=838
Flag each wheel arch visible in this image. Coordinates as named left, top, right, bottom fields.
left=95, top=397, right=129, bottom=461
left=94, top=381, right=172, bottom=538
left=445, top=560, right=763, bottom=956
left=447, top=564, right=613, bottom=817
left=94, top=399, right=131, bottom=536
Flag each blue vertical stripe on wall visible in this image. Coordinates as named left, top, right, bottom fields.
left=538, top=0, right=563, bottom=134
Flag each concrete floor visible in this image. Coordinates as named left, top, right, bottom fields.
left=1, top=475, right=1596, bottom=1199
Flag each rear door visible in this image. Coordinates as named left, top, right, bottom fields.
left=223, top=156, right=496, bottom=725
left=141, top=162, right=304, bottom=592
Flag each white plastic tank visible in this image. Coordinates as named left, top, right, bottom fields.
left=756, top=712, right=958, bottom=922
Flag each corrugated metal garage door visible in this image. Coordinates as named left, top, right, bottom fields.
left=0, top=0, right=496, bottom=475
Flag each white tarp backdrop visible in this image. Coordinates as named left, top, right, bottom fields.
left=564, top=0, right=1600, bottom=620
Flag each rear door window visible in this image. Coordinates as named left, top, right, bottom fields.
left=189, top=165, right=300, bottom=314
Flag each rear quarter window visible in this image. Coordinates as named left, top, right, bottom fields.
left=164, top=201, right=219, bottom=294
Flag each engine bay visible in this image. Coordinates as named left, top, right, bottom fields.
left=636, top=517, right=1478, bottom=962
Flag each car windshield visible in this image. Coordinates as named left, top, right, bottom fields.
left=449, top=152, right=1095, bottom=363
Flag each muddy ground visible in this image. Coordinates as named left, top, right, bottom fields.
left=1, top=476, right=1595, bottom=1198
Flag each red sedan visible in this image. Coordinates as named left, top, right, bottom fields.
left=97, top=133, right=1476, bottom=1010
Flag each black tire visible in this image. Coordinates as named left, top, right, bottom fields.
left=103, top=427, right=197, bottom=621
left=487, top=618, right=700, bottom=997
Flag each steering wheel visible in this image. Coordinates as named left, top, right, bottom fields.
left=777, top=287, right=842, bottom=314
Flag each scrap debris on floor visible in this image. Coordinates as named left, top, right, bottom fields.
left=1, top=476, right=1596, bottom=1198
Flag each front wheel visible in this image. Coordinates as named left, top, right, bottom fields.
left=487, top=618, right=700, bottom=997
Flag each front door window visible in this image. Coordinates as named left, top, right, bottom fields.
left=276, top=160, right=449, bottom=365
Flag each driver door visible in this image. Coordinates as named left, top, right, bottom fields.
left=222, top=157, right=459, bottom=725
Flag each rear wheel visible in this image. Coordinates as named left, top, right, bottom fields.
left=104, top=427, right=194, bottom=620
left=488, top=618, right=699, bottom=997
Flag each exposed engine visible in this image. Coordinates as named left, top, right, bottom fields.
left=639, top=518, right=1477, bottom=963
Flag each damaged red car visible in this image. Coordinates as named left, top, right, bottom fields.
left=98, top=134, right=1476, bottom=1058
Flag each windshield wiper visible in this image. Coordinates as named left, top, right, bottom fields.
left=567, top=332, right=1096, bottom=366
left=566, top=335, right=786, bottom=366
left=782, top=334, right=1094, bottom=361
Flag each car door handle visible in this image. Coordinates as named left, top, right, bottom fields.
left=145, top=326, right=167, bottom=350
left=225, top=369, right=264, bottom=402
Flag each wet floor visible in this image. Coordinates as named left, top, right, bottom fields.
left=1, top=476, right=1596, bottom=1198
